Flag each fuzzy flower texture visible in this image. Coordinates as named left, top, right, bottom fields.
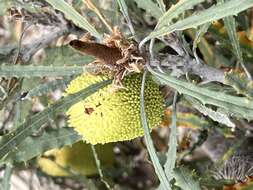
left=66, top=74, right=164, bottom=144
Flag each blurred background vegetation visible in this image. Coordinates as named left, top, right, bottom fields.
left=0, top=0, right=253, bottom=189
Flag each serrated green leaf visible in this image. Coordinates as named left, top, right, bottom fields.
left=145, top=0, right=253, bottom=41
left=148, top=68, right=253, bottom=121
left=156, top=0, right=166, bottom=13
left=0, top=79, right=111, bottom=161
left=223, top=16, right=243, bottom=62
left=140, top=71, right=171, bottom=190
left=2, top=128, right=81, bottom=164
left=0, top=165, right=12, bottom=190
left=0, top=65, right=84, bottom=78
left=12, top=101, right=33, bottom=131
left=116, top=0, right=135, bottom=36
left=156, top=0, right=205, bottom=28
left=186, top=96, right=235, bottom=127
left=173, top=167, right=201, bottom=190
left=91, top=145, right=111, bottom=189
left=133, top=0, right=162, bottom=20
left=45, top=0, right=101, bottom=39
left=224, top=20, right=251, bottom=79
left=164, top=93, right=177, bottom=181
left=193, top=23, right=211, bottom=64
left=24, top=77, right=73, bottom=99
left=224, top=70, right=253, bottom=99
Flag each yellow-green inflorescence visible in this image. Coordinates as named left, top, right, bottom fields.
left=37, top=141, right=114, bottom=176
left=65, top=73, right=164, bottom=145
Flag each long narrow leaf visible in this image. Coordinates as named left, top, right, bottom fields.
left=140, top=71, right=171, bottom=190
left=23, top=77, right=73, bottom=99
left=91, top=145, right=111, bottom=189
left=147, top=67, right=253, bottom=121
left=156, top=0, right=205, bottom=28
left=218, top=0, right=252, bottom=80
left=186, top=96, right=235, bottom=127
left=156, top=0, right=166, bottom=13
left=193, top=23, right=211, bottom=64
left=0, top=165, right=12, bottom=190
left=2, top=128, right=81, bottom=164
left=164, top=92, right=178, bottom=180
left=0, top=65, right=84, bottom=78
left=116, top=0, right=135, bottom=36
left=144, top=0, right=253, bottom=42
left=45, top=0, right=101, bottom=39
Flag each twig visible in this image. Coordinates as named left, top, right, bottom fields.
left=142, top=33, right=225, bottom=84
left=83, top=0, right=113, bottom=33
left=151, top=54, right=225, bottom=84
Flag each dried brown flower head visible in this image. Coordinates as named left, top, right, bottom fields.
left=69, top=27, right=145, bottom=87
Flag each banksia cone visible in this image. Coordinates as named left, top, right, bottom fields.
left=65, top=74, right=164, bottom=144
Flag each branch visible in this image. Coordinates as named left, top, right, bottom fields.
left=151, top=54, right=225, bottom=84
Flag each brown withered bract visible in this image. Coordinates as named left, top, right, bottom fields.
left=69, top=28, right=145, bottom=87
left=69, top=40, right=122, bottom=67
left=84, top=107, right=95, bottom=115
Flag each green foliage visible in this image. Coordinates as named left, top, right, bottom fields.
left=224, top=70, right=253, bottom=99
left=44, top=0, right=101, bottom=39
left=24, top=77, right=73, bottom=99
left=164, top=93, right=177, bottom=181
left=0, top=80, right=110, bottom=162
left=0, top=86, right=7, bottom=101
left=176, top=113, right=209, bottom=129
left=209, top=25, right=253, bottom=58
left=193, top=23, right=211, bottom=64
left=156, top=0, right=206, bottom=28
left=155, top=0, right=166, bottom=13
left=140, top=72, right=171, bottom=190
left=0, top=65, right=85, bottom=78
left=2, top=0, right=253, bottom=189
left=133, top=0, right=162, bottom=20
left=2, top=128, right=81, bottom=164
left=116, top=0, right=135, bottom=35
left=149, top=68, right=253, bottom=120
left=0, top=165, right=12, bottom=190
left=186, top=96, right=235, bottom=128
left=145, top=0, right=253, bottom=41
left=218, top=0, right=252, bottom=79
left=173, top=167, right=201, bottom=190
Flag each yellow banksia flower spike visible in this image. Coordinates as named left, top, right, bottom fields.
left=65, top=73, right=164, bottom=145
